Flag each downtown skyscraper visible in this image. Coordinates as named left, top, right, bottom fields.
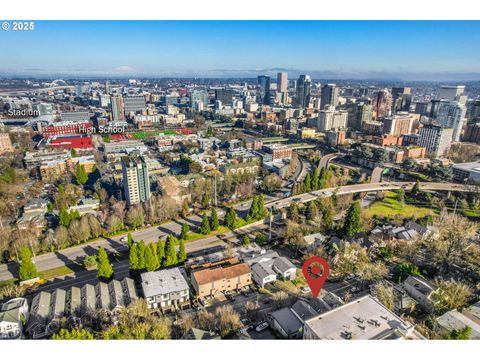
left=295, top=74, right=311, bottom=108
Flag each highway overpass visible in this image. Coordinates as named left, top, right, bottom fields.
left=266, top=181, right=477, bottom=210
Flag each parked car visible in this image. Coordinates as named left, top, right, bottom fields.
left=255, top=322, right=269, bottom=332
left=300, top=287, right=310, bottom=294
left=120, top=236, right=128, bottom=243
left=199, top=298, right=208, bottom=307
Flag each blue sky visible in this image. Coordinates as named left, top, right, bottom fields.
left=1, top=21, right=479, bottom=80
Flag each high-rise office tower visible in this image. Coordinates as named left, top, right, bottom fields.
left=372, top=89, right=392, bottom=119
left=320, top=84, right=339, bottom=110
left=348, top=102, right=373, bottom=131
left=257, top=75, right=271, bottom=105
left=295, top=75, right=312, bottom=108
left=277, top=72, right=288, bottom=93
left=439, top=85, right=465, bottom=103
left=382, top=114, right=414, bottom=136
left=391, top=87, right=412, bottom=113
left=123, top=95, right=146, bottom=115
left=121, top=152, right=151, bottom=206
left=111, top=95, right=125, bottom=122
left=316, top=106, right=348, bottom=131
left=418, top=124, right=454, bottom=158
left=215, top=89, right=234, bottom=107
left=105, top=80, right=110, bottom=95
left=436, top=100, right=467, bottom=142
left=190, top=89, right=209, bottom=111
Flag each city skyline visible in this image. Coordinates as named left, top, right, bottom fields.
left=1, top=21, right=480, bottom=80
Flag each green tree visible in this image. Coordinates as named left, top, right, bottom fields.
left=393, top=263, right=421, bottom=283
left=304, top=173, right=311, bottom=192
left=257, top=195, right=267, bottom=219
left=344, top=201, right=362, bottom=237
left=319, top=168, right=328, bottom=189
left=58, top=206, right=71, bottom=227
left=206, top=125, right=214, bottom=137
left=181, top=198, right=190, bottom=217
left=18, top=247, right=37, bottom=281
left=411, top=180, right=421, bottom=197
left=241, top=235, right=251, bottom=247
left=322, top=204, right=333, bottom=230
left=225, top=207, right=237, bottom=229
left=288, top=203, right=299, bottom=222
left=255, top=233, right=267, bottom=245
left=129, top=243, right=140, bottom=270
left=311, top=167, right=319, bottom=191
left=443, top=326, right=471, bottom=340
left=137, top=240, right=147, bottom=270
left=246, top=196, right=259, bottom=222
left=96, top=247, right=113, bottom=280
left=145, top=243, right=160, bottom=272
left=180, top=223, right=190, bottom=241
left=397, top=188, right=405, bottom=205
left=70, top=148, right=78, bottom=158
left=157, top=240, right=166, bottom=266
left=178, top=240, right=187, bottom=263
left=52, top=328, right=94, bottom=340
left=75, top=163, right=88, bottom=185
left=210, top=207, right=219, bottom=231
left=200, top=213, right=211, bottom=235
left=127, top=232, right=134, bottom=248
left=306, top=201, right=319, bottom=221
left=201, top=193, right=210, bottom=209
left=164, top=235, right=178, bottom=266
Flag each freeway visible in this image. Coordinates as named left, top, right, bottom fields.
left=266, top=181, right=476, bottom=210
left=0, top=181, right=473, bottom=282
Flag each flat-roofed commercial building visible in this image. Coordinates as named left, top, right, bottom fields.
left=303, top=295, right=421, bottom=340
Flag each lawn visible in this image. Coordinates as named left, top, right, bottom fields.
left=38, top=264, right=79, bottom=280
left=186, top=226, right=229, bottom=242
left=365, top=191, right=435, bottom=219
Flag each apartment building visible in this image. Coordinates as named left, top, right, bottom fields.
left=190, top=258, right=252, bottom=298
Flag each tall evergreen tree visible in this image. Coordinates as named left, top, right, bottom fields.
left=306, top=201, right=319, bottom=221
left=18, top=247, right=37, bottom=281
left=127, top=232, right=134, bottom=248
left=344, top=201, right=362, bottom=237
left=225, top=207, right=237, bottom=229
left=322, top=205, right=333, bottom=230
left=304, top=173, right=311, bottom=192
left=75, top=163, right=88, bottom=185
left=145, top=243, right=160, bottom=272
left=96, top=247, right=113, bottom=280
left=257, top=195, right=267, bottom=218
left=319, top=168, right=328, bottom=189
left=180, top=222, right=190, bottom=241
left=178, top=240, right=187, bottom=263
left=129, top=243, right=140, bottom=270
left=201, top=193, right=210, bottom=209
left=241, top=234, right=251, bottom=247
left=247, top=196, right=259, bottom=221
left=164, top=235, right=178, bottom=266
left=311, top=167, right=319, bottom=191
left=157, top=240, right=166, bottom=266
left=210, top=207, right=219, bottom=231
left=200, top=213, right=211, bottom=235
left=137, top=240, right=147, bottom=270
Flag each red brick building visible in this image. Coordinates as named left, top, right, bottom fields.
left=42, top=121, right=91, bottom=138
left=48, top=135, right=93, bottom=149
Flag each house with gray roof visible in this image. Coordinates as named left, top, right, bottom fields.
left=0, top=298, right=29, bottom=339
left=140, top=267, right=190, bottom=312
left=436, top=302, right=480, bottom=339
left=246, top=250, right=296, bottom=287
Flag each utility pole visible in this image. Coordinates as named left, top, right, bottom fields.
left=269, top=209, right=273, bottom=242
left=214, top=174, right=218, bottom=208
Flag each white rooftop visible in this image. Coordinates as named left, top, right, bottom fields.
left=304, top=295, right=417, bottom=340
left=140, top=267, right=189, bottom=298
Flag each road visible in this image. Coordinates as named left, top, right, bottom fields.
left=24, top=221, right=269, bottom=294
left=0, top=200, right=270, bottom=282
left=267, top=181, right=476, bottom=210
left=0, top=180, right=473, bottom=282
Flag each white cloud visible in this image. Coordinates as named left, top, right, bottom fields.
left=112, top=65, right=136, bottom=73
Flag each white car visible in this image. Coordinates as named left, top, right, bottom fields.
left=300, top=287, right=310, bottom=294
left=120, top=236, right=128, bottom=243
left=255, top=322, right=269, bottom=332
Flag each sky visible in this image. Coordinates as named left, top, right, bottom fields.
left=1, top=21, right=480, bottom=80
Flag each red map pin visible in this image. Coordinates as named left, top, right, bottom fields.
left=302, top=256, right=330, bottom=298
